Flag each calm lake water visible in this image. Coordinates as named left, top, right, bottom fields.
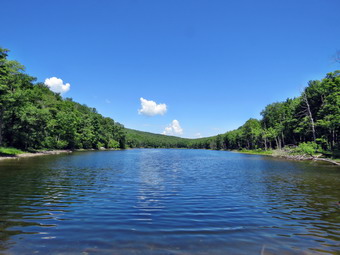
left=0, top=149, right=339, bottom=254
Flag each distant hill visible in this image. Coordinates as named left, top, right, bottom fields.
left=125, top=128, right=218, bottom=149
left=125, top=128, right=191, bottom=148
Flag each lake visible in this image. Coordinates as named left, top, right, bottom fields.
left=0, top=149, right=339, bottom=254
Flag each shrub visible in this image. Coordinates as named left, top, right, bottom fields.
left=108, top=139, right=119, bottom=149
left=295, top=142, right=320, bottom=156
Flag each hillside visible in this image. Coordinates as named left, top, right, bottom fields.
left=125, top=129, right=190, bottom=148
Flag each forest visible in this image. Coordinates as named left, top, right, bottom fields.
left=126, top=129, right=189, bottom=148
left=0, top=47, right=339, bottom=156
left=191, top=71, right=340, bottom=156
left=0, top=48, right=126, bottom=151
left=128, top=71, right=339, bottom=157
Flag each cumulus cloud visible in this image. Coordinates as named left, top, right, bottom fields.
left=162, top=120, right=183, bottom=136
left=44, top=77, right=70, bottom=94
left=138, top=97, right=167, bottom=116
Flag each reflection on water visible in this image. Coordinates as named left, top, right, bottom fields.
left=136, top=150, right=165, bottom=223
left=0, top=149, right=339, bottom=254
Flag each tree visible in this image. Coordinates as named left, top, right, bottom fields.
left=0, top=47, right=35, bottom=146
left=242, top=119, right=262, bottom=149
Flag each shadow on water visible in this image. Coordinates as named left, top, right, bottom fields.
left=0, top=149, right=339, bottom=254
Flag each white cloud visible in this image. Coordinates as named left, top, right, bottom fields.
left=193, top=132, right=202, bottom=138
left=105, top=99, right=111, bottom=104
left=162, top=120, right=183, bottom=136
left=138, top=97, right=167, bottom=116
left=44, top=77, right=70, bottom=94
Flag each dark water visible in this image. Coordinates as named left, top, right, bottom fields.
left=0, top=149, right=339, bottom=255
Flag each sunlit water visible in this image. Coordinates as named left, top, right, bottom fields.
left=0, top=149, right=339, bottom=254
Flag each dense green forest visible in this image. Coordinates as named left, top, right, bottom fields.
left=0, top=48, right=126, bottom=150
left=126, top=129, right=189, bottom=148
left=192, top=71, right=340, bottom=154
left=0, top=47, right=339, bottom=156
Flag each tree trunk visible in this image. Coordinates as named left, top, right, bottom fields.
left=303, top=93, right=316, bottom=142
left=275, top=137, right=279, bottom=149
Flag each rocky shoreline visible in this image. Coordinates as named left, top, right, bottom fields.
left=277, top=154, right=340, bottom=166
left=271, top=149, right=340, bottom=166
left=235, top=149, right=340, bottom=166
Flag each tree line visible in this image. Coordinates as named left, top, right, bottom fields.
left=0, top=47, right=126, bottom=150
left=126, top=129, right=189, bottom=148
left=1, top=47, right=339, bottom=154
left=188, top=71, right=340, bottom=154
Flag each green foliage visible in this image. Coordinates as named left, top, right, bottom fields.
left=107, top=139, right=120, bottom=149
left=0, top=48, right=126, bottom=151
left=126, top=129, right=190, bottom=148
left=238, top=149, right=273, bottom=155
left=187, top=71, right=339, bottom=154
left=0, top=147, right=24, bottom=155
left=96, top=142, right=105, bottom=149
left=294, top=142, right=320, bottom=156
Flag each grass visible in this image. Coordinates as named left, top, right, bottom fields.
left=0, top=147, right=25, bottom=156
left=236, top=149, right=273, bottom=155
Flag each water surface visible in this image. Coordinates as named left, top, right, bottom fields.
left=0, top=149, right=339, bottom=254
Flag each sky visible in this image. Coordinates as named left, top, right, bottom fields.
left=1, top=0, right=339, bottom=138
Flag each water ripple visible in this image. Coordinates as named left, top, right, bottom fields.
left=0, top=149, right=339, bottom=254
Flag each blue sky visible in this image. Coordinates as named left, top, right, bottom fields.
left=1, top=0, right=339, bottom=138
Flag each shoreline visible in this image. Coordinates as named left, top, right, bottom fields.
left=1, top=148, right=339, bottom=166
left=233, top=150, right=340, bottom=166
left=0, top=150, right=73, bottom=161
left=0, top=148, right=123, bottom=161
